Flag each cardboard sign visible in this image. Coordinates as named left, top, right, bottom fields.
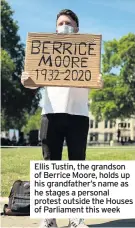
left=24, top=33, right=102, bottom=88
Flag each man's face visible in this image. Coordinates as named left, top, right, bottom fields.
left=56, top=14, right=78, bottom=33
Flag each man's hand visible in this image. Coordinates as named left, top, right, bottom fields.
left=21, top=72, right=29, bottom=85
left=21, top=71, right=38, bottom=89
left=97, top=73, right=104, bottom=88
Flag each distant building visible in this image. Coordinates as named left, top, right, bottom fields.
left=88, top=111, right=135, bottom=144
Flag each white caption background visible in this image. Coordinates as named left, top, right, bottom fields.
left=30, top=161, right=135, bottom=219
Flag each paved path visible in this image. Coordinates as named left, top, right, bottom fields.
left=1, top=198, right=135, bottom=228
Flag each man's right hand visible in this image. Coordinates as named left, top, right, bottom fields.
left=21, top=71, right=38, bottom=89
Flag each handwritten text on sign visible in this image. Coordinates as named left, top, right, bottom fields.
left=24, top=33, right=102, bottom=88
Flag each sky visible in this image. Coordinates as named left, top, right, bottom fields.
left=7, top=0, right=135, bottom=107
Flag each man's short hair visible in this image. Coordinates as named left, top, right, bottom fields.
left=56, top=9, right=79, bottom=27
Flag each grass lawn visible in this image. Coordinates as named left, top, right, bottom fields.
left=1, top=147, right=135, bottom=196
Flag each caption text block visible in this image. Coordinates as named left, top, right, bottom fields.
left=30, top=161, right=135, bottom=219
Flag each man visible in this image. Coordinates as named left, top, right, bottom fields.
left=21, top=9, right=102, bottom=228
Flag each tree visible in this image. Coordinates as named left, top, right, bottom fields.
left=1, top=49, right=15, bottom=129
left=22, top=108, right=42, bottom=134
left=90, top=33, right=135, bottom=121
left=1, top=0, right=41, bottom=130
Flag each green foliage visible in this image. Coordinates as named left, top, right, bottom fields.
left=90, top=33, right=135, bottom=120
left=1, top=49, right=15, bottom=129
left=22, top=108, right=42, bottom=134
left=1, top=49, right=15, bottom=74
left=1, top=0, right=41, bottom=130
